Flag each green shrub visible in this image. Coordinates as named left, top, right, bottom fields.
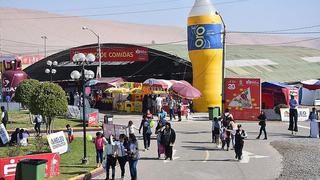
left=274, top=104, right=289, bottom=115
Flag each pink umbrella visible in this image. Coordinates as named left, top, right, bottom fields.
left=171, top=83, right=201, bottom=99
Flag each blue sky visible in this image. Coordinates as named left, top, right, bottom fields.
left=0, top=0, right=319, bottom=33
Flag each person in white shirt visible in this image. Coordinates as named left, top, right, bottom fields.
left=127, top=121, right=138, bottom=135
left=155, top=95, right=163, bottom=113
left=17, top=129, right=29, bottom=146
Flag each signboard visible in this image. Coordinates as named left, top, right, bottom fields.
left=47, top=131, right=68, bottom=154
left=280, top=108, right=310, bottom=121
left=0, top=123, right=9, bottom=144
left=224, top=78, right=261, bottom=121
left=88, top=111, right=98, bottom=126
left=16, top=55, right=44, bottom=65
left=0, top=153, right=60, bottom=180
left=70, top=47, right=149, bottom=62
left=103, top=124, right=127, bottom=140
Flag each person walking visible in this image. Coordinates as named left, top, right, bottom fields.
left=256, top=111, right=267, bottom=140
left=105, top=135, right=117, bottom=180
left=158, top=108, right=167, bottom=125
left=212, top=117, right=221, bottom=147
left=156, top=95, right=163, bottom=113
left=93, top=132, right=107, bottom=168
left=1, top=106, right=8, bottom=128
left=289, top=95, right=299, bottom=134
left=127, top=121, right=138, bottom=135
left=176, top=99, right=183, bottom=121
left=163, top=122, right=176, bottom=160
left=116, top=134, right=129, bottom=180
left=139, top=115, right=152, bottom=150
left=234, top=124, right=247, bottom=160
left=168, top=96, right=176, bottom=121
left=128, top=134, right=139, bottom=180
left=34, top=114, right=42, bottom=136
left=155, top=120, right=165, bottom=159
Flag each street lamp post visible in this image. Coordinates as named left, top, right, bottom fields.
left=41, top=36, right=47, bottom=58
left=82, top=26, right=101, bottom=78
left=216, top=11, right=226, bottom=114
left=45, top=60, right=58, bottom=82
left=70, top=53, right=95, bottom=165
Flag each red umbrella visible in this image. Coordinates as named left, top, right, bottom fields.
left=171, top=83, right=201, bottom=99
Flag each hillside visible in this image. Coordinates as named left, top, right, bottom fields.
left=0, top=7, right=320, bottom=56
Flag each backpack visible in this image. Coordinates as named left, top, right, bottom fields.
left=144, top=121, right=152, bottom=134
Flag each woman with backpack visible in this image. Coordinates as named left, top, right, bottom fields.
left=128, top=134, right=140, bottom=180
left=105, top=135, right=117, bottom=180
left=139, top=115, right=152, bottom=150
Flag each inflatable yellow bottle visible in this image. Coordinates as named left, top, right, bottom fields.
left=188, top=0, right=223, bottom=112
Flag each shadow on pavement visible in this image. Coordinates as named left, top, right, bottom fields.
left=182, top=141, right=212, bottom=144
left=187, top=159, right=238, bottom=162
left=140, top=157, right=161, bottom=160
left=176, top=130, right=210, bottom=134
left=181, top=145, right=222, bottom=151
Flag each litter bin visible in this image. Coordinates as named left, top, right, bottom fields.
left=208, top=107, right=220, bottom=120
left=104, top=114, right=114, bottom=124
left=15, top=159, right=48, bottom=180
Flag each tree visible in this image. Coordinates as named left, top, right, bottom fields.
left=29, top=82, right=68, bottom=133
left=14, top=79, right=41, bottom=108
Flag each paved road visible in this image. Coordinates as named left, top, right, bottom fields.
left=84, top=114, right=311, bottom=180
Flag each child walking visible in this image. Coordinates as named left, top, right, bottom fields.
left=93, top=132, right=107, bottom=168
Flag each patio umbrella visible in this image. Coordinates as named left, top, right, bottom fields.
left=171, top=83, right=201, bottom=99
left=129, top=88, right=142, bottom=94
left=85, top=79, right=100, bottom=87
left=105, top=87, right=129, bottom=94
left=143, top=78, right=172, bottom=88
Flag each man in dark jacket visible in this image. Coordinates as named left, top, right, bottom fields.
left=162, top=122, right=176, bottom=160
left=1, top=106, right=8, bottom=128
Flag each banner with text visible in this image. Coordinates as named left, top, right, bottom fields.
left=47, top=131, right=68, bottom=154
left=0, top=123, right=9, bottom=144
left=0, top=153, right=60, bottom=180
left=70, top=47, right=149, bottom=62
left=280, top=108, right=310, bottom=121
left=224, top=78, right=261, bottom=121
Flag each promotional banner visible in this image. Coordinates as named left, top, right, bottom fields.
left=88, top=111, right=98, bottom=126
left=280, top=108, right=310, bottom=121
left=47, top=131, right=68, bottom=154
left=0, top=153, right=60, bottom=180
left=0, top=123, right=9, bottom=144
left=70, top=47, right=149, bottom=62
left=224, top=78, right=261, bottom=121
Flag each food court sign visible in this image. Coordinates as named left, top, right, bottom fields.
left=70, top=47, right=149, bottom=62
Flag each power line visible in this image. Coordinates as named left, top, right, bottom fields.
left=229, top=31, right=320, bottom=35
left=0, top=0, right=248, bottom=21
left=227, top=37, right=320, bottom=45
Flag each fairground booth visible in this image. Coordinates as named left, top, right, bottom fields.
left=262, top=82, right=299, bottom=109
left=300, top=79, right=320, bottom=106
left=24, top=43, right=197, bottom=113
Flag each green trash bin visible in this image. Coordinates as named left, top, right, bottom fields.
left=208, top=107, right=220, bottom=120
left=15, top=159, right=48, bottom=180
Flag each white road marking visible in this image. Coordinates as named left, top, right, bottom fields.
left=240, top=151, right=268, bottom=164
left=164, top=149, right=180, bottom=163
left=202, top=150, right=209, bottom=163
left=298, top=125, right=310, bottom=129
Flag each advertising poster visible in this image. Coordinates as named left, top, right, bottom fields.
left=0, top=123, right=9, bottom=144
left=0, top=153, right=60, bottom=180
left=224, top=78, right=261, bottom=121
left=280, top=108, right=310, bottom=121
left=88, top=111, right=98, bottom=126
left=47, top=131, right=68, bottom=154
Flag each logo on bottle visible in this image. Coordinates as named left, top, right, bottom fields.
left=188, top=24, right=222, bottom=51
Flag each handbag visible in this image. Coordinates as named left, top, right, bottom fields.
left=258, top=121, right=263, bottom=126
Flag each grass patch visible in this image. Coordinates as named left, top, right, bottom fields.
left=0, top=137, right=97, bottom=180
left=6, top=110, right=83, bottom=131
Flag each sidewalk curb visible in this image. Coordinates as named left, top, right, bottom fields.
left=68, top=167, right=104, bottom=180
left=7, top=127, right=102, bottom=134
